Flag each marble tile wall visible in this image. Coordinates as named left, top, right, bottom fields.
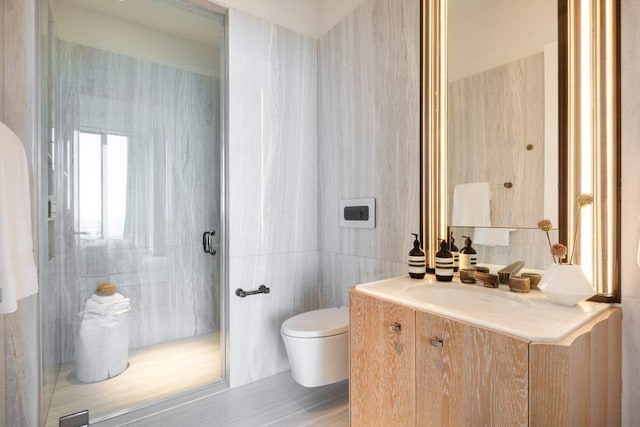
left=621, top=0, right=640, bottom=424
left=228, top=10, right=318, bottom=387
left=46, top=41, right=222, bottom=364
left=448, top=53, right=545, bottom=228
left=1, top=1, right=39, bottom=426
left=317, top=0, right=420, bottom=306
left=447, top=53, right=552, bottom=270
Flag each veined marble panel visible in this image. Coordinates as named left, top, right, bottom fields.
left=621, top=296, right=640, bottom=426
left=229, top=251, right=320, bottom=387
left=317, top=0, right=420, bottom=265
left=228, top=10, right=318, bottom=259
left=448, top=53, right=545, bottom=228
left=621, top=0, right=640, bottom=424
left=316, top=0, right=420, bottom=306
left=227, top=10, right=319, bottom=388
left=2, top=0, right=39, bottom=426
left=318, top=252, right=406, bottom=308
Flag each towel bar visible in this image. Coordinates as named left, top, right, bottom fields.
left=236, top=285, right=270, bottom=298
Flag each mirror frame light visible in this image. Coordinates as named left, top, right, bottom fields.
left=420, top=0, right=620, bottom=301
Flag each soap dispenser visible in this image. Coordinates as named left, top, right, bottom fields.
left=448, top=233, right=460, bottom=272
left=459, top=236, right=478, bottom=270
left=435, top=240, right=454, bottom=282
left=408, top=233, right=426, bottom=279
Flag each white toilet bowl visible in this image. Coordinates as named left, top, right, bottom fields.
left=281, top=307, right=349, bottom=388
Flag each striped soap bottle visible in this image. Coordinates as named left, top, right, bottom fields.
left=408, top=233, right=426, bottom=279
left=459, top=236, right=478, bottom=270
left=435, top=240, right=454, bottom=282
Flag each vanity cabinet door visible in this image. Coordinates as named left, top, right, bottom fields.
left=415, top=311, right=530, bottom=426
left=350, top=291, right=416, bottom=427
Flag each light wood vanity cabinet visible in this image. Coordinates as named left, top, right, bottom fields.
left=350, top=289, right=621, bottom=427
left=416, top=311, right=529, bottom=426
left=350, top=291, right=416, bottom=425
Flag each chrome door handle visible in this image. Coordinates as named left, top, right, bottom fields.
left=202, top=230, right=216, bottom=255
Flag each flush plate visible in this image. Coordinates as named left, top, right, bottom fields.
left=340, top=198, right=375, bottom=229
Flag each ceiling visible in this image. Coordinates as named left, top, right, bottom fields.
left=64, top=0, right=223, bottom=48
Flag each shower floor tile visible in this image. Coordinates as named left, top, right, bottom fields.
left=45, top=331, right=221, bottom=426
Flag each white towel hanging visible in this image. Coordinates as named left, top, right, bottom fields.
left=473, top=227, right=514, bottom=247
left=0, top=122, right=39, bottom=314
left=451, top=182, right=491, bottom=227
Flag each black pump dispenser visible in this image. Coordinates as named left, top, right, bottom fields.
left=408, top=233, right=426, bottom=279
left=435, top=239, right=454, bottom=282
left=459, top=236, right=478, bottom=270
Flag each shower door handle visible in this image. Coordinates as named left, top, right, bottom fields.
left=202, top=230, right=217, bottom=255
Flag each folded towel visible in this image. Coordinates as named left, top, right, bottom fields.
left=451, top=182, right=491, bottom=227
left=0, top=122, right=39, bottom=314
left=83, top=293, right=131, bottom=318
left=90, top=292, right=125, bottom=305
left=473, top=228, right=513, bottom=247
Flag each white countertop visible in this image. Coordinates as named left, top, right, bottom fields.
left=354, top=274, right=611, bottom=342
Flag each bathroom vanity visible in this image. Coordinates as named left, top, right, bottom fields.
left=349, top=276, right=621, bottom=426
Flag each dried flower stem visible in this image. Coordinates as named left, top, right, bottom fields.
left=545, top=232, right=557, bottom=264
left=569, top=208, right=581, bottom=265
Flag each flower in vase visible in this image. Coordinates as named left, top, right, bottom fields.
left=537, top=219, right=553, bottom=232
left=537, top=219, right=556, bottom=263
left=550, top=243, right=568, bottom=260
left=538, top=193, right=594, bottom=265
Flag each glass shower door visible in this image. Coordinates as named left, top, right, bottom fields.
left=41, top=0, right=226, bottom=424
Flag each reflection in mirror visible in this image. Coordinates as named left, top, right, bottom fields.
left=447, top=0, right=558, bottom=269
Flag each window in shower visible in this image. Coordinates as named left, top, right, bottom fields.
left=76, top=131, right=129, bottom=240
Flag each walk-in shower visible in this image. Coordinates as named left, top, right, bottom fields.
left=39, top=0, right=226, bottom=424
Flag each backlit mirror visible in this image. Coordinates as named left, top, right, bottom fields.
left=421, top=0, right=620, bottom=301
left=446, top=0, right=558, bottom=270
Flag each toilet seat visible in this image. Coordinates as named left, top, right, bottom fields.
left=281, top=307, right=348, bottom=338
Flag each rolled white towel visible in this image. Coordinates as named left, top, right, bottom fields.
left=104, top=299, right=131, bottom=315
left=90, top=292, right=125, bottom=304
left=84, top=298, right=130, bottom=316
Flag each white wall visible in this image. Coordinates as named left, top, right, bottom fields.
left=316, top=0, right=366, bottom=36
left=53, top=0, right=220, bottom=76
left=214, top=0, right=365, bottom=38
left=448, top=0, right=557, bottom=81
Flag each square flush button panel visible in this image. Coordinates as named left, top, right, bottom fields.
left=340, top=198, right=375, bottom=229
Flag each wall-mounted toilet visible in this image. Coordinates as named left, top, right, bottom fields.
left=281, top=306, right=349, bottom=388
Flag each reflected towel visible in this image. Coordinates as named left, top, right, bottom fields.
left=0, top=122, right=38, bottom=314
left=451, top=182, right=491, bottom=227
left=473, top=228, right=514, bottom=247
